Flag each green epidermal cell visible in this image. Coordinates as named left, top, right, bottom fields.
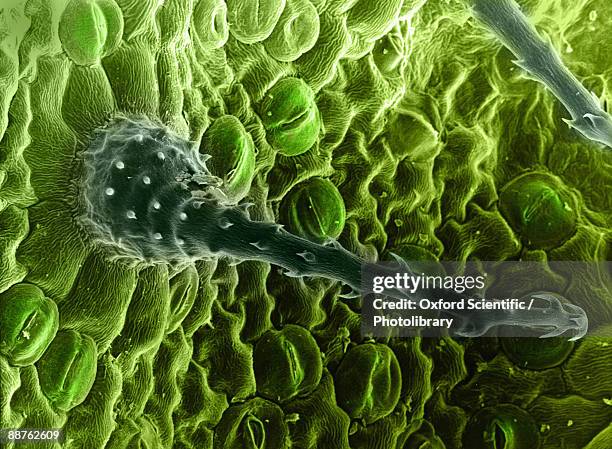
left=403, top=421, right=446, bottom=449
left=213, top=397, right=289, bottom=449
left=384, top=244, right=444, bottom=275
left=263, top=0, right=320, bottom=62
left=462, top=404, right=541, bottom=449
left=259, top=77, right=321, bottom=156
left=127, top=416, right=164, bottom=448
left=96, top=0, right=123, bottom=55
left=59, top=0, right=123, bottom=66
left=226, top=0, right=286, bottom=44
left=37, top=329, right=98, bottom=411
left=166, top=265, right=199, bottom=334
left=253, top=324, right=322, bottom=402
left=346, top=0, right=403, bottom=42
left=282, top=177, right=346, bottom=243
left=193, top=0, right=229, bottom=50
left=388, top=113, right=440, bottom=162
left=201, top=115, right=256, bottom=204
left=0, top=283, right=59, bottom=367
left=498, top=172, right=577, bottom=250
left=500, top=335, right=574, bottom=370
left=334, top=343, right=402, bottom=424
left=372, top=26, right=404, bottom=74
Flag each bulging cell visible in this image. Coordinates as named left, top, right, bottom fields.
left=59, top=0, right=123, bottom=65
left=402, top=420, right=446, bottom=449
left=498, top=172, right=577, bottom=250
left=253, top=324, right=323, bottom=402
left=201, top=115, right=256, bottom=204
left=264, top=0, right=320, bottom=62
left=384, top=244, right=442, bottom=271
left=166, top=265, right=199, bottom=334
left=0, top=283, right=59, bottom=367
left=387, top=110, right=439, bottom=161
left=372, top=26, right=405, bottom=74
left=334, top=343, right=402, bottom=424
left=37, top=329, right=98, bottom=411
left=281, top=177, right=346, bottom=243
left=193, top=0, right=229, bottom=50
left=213, top=397, right=290, bottom=449
left=500, top=334, right=574, bottom=370
left=123, top=416, right=164, bottom=448
left=462, top=404, right=541, bottom=449
left=259, top=77, right=321, bottom=156
left=226, top=0, right=287, bottom=44
left=346, top=0, right=403, bottom=42
left=96, top=0, right=123, bottom=56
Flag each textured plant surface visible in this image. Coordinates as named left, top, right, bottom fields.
left=0, top=0, right=611, bottom=448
